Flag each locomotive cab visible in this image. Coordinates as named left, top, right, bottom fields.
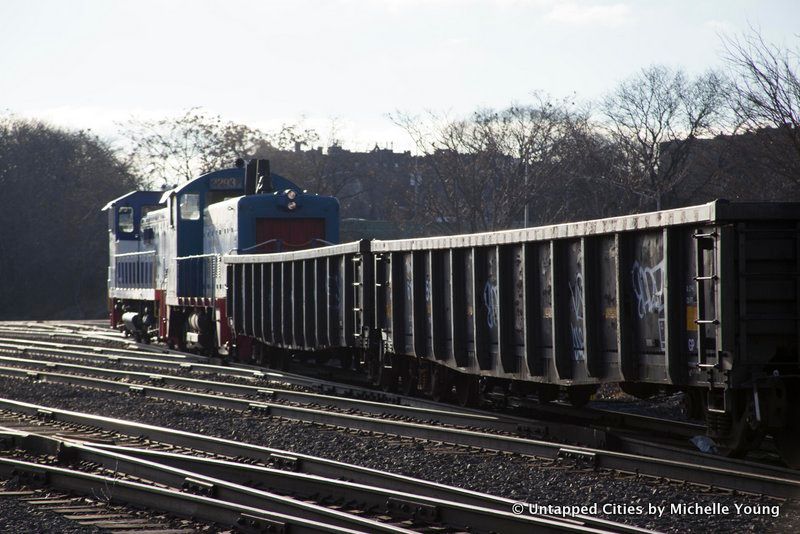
left=160, top=159, right=339, bottom=355
left=103, top=190, right=164, bottom=334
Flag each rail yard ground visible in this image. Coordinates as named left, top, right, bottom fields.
left=0, top=322, right=797, bottom=533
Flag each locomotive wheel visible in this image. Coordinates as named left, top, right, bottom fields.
left=454, top=373, right=480, bottom=407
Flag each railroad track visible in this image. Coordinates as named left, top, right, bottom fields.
left=0, top=404, right=634, bottom=533
left=0, top=353, right=796, bottom=503
left=0, top=331, right=705, bottom=438
left=0, top=331, right=797, bottom=498
left=0, top=488, right=203, bottom=533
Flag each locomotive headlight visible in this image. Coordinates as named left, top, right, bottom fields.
left=286, top=189, right=297, bottom=200
left=287, top=201, right=297, bottom=210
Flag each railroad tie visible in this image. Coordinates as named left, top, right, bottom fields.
left=6, top=489, right=195, bottom=533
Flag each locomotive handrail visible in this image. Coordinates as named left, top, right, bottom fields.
left=175, top=253, right=219, bottom=260
left=238, top=239, right=278, bottom=253
left=114, top=250, right=156, bottom=258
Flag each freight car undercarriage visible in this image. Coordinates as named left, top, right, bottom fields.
left=242, top=338, right=800, bottom=467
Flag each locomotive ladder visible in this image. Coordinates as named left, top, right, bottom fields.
left=693, top=230, right=723, bottom=411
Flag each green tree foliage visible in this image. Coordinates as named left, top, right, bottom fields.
left=0, top=117, right=139, bottom=319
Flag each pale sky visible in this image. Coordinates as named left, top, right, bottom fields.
left=1, top=0, right=797, bottom=151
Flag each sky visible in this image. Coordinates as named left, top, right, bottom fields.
left=1, top=0, right=798, bottom=152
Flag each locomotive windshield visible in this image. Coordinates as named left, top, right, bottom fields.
left=118, top=207, right=134, bottom=233
left=179, top=193, right=201, bottom=220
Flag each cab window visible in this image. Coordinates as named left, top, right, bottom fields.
left=118, top=207, right=134, bottom=233
left=180, top=193, right=201, bottom=220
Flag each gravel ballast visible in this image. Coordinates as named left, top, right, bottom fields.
left=0, top=489, right=104, bottom=534
left=0, top=375, right=797, bottom=533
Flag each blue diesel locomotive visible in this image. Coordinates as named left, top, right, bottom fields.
left=104, top=159, right=338, bottom=355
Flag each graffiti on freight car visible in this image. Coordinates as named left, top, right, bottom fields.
left=568, top=273, right=586, bottom=361
left=328, top=274, right=340, bottom=311
left=631, top=259, right=665, bottom=318
left=631, top=258, right=666, bottom=350
left=425, top=276, right=431, bottom=315
left=483, top=279, right=499, bottom=330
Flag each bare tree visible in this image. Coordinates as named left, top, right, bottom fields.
left=120, top=108, right=263, bottom=187
left=254, top=135, right=364, bottom=203
left=723, top=29, right=800, bottom=184
left=393, top=98, right=596, bottom=233
left=600, top=65, right=728, bottom=210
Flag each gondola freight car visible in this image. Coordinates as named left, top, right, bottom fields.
left=224, top=200, right=800, bottom=465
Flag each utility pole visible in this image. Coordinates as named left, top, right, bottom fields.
left=523, top=161, right=529, bottom=227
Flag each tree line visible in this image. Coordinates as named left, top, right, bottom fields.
left=119, top=29, right=800, bottom=234
left=0, top=28, right=797, bottom=318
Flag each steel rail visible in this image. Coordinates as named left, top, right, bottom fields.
left=0, top=354, right=724, bottom=478
left=0, top=454, right=374, bottom=534
left=0, top=336, right=199, bottom=361
left=5, top=430, right=617, bottom=534
left=0, top=354, right=611, bottom=442
left=0, top=430, right=414, bottom=533
left=1, top=364, right=798, bottom=500
left=0, top=397, right=646, bottom=533
left=0, top=334, right=708, bottom=442
left=0, top=324, right=127, bottom=345
left=0, top=341, right=268, bottom=379
left=0, top=362, right=783, bottom=481
left=0, top=333, right=782, bottom=479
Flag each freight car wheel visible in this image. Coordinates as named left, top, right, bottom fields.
left=713, top=398, right=765, bottom=459
left=773, top=388, right=800, bottom=468
left=567, top=386, right=596, bottom=408
left=423, top=364, right=450, bottom=402
left=339, top=352, right=353, bottom=371
left=774, top=427, right=800, bottom=468
left=682, top=388, right=706, bottom=421
left=369, top=353, right=397, bottom=392
left=454, top=374, right=479, bottom=407
left=398, top=358, right=418, bottom=396
left=537, top=384, right=559, bottom=404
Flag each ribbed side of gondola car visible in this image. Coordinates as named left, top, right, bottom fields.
left=370, top=201, right=799, bottom=390
left=223, top=200, right=800, bottom=456
left=225, top=240, right=372, bottom=353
